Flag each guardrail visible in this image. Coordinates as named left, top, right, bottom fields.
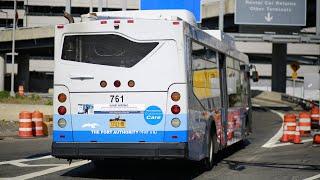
left=281, top=94, right=319, bottom=110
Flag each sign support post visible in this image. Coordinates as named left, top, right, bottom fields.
left=293, top=78, right=296, bottom=97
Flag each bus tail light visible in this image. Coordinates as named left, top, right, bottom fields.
left=58, top=93, right=67, bottom=103
left=114, top=80, right=121, bottom=88
left=127, top=19, right=134, bottom=23
left=57, top=24, right=64, bottom=29
left=171, top=105, right=181, bottom=114
left=173, top=21, right=180, bottom=25
left=128, top=80, right=135, bottom=87
left=58, top=106, right=67, bottom=115
left=100, top=20, right=107, bottom=24
left=171, top=92, right=181, bottom=102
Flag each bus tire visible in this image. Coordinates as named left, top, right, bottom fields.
left=202, top=133, right=216, bottom=170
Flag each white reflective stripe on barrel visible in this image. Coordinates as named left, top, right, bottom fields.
left=35, top=127, right=43, bottom=130
left=32, top=118, right=43, bottom=122
left=284, top=131, right=295, bottom=135
left=299, top=118, right=310, bottom=123
left=285, top=122, right=297, bottom=126
left=19, top=119, right=32, bottom=123
left=311, top=114, right=320, bottom=118
left=19, top=128, right=32, bottom=131
left=299, top=126, right=311, bottom=131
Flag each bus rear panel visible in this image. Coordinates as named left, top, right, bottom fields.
left=52, top=18, right=189, bottom=159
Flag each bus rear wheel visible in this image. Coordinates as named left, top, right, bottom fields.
left=202, top=134, right=216, bottom=170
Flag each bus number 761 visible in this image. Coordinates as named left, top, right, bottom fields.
left=110, top=95, right=124, bottom=103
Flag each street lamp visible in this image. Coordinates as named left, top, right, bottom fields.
left=10, top=0, right=17, bottom=97
left=0, top=9, right=8, bottom=28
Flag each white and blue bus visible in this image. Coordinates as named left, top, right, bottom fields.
left=52, top=10, right=254, bottom=169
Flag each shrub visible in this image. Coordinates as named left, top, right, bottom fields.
left=0, top=91, right=10, bottom=99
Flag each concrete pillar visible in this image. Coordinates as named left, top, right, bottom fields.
left=272, top=43, right=287, bottom=93
left=17, top=55, right=30, bottom=92
left=0, top=55, right=5, bottom=91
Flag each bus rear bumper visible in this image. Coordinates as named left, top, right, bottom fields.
left=52, top=142, right=187, bottom=159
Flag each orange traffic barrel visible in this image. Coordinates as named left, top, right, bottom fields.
left=299, top=112, right=311, bottom=136
left=293, top=126, right=302, bottom=144
left=310, top=107, right=320, bottom=129
left=32, top=111, right=44, bottom=137
left=18, top=85, right=24, bottom=97
left=280, top=124, right=289, bottom=143
left=284, top=114, right=297, bottom=141
left=313, top=134, right=320, bottom=145
left=233, top=111, right=241, bottom=129
left=19, top=111, right=33, bottom=138
left=227, top=130, right=234, bottom=140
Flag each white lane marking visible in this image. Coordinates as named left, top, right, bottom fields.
left=10, top=162, right=65, bottom=167
left=261, top=108, right=285, bottom=148
left=0, top=155, right=52, bottom=165
left=268, top=138, right=313, bottom=148
left=8, top=160, right=90, bottom=180
left=304, top=174, right=320, bottom=180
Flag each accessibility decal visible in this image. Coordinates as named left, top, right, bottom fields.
left=144, top=106, right=163, bottom=125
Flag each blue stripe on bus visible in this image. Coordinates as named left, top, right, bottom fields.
left=54, top=114, right=188, bottom=131
left=53, top=130, right=187, bottom=143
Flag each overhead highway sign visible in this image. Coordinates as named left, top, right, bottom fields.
left=235, top=0, right=306, bottom=26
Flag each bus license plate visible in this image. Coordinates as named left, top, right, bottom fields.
left=109, top=119, right=126, bottom=128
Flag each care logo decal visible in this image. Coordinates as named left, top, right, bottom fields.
left=144, top=106, right=163, bottom=125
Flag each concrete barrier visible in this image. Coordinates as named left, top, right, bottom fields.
left=0, top=103, right=52, bottom=122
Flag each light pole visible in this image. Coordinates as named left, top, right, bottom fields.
left=219, top=0, right=224, bottom=31
left=10, top=0, right=17, bottom=97
left=89, top=0, right=93, bottom=13
left=0, top=10, right=8, bottom=28
left=317, top=0, right=320, bottom=36
left=121, top=0, right=127, bottom=11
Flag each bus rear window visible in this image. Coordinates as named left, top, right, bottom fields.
left=61, top=34, right=159, bottom=68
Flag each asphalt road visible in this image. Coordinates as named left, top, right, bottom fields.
left=0, top=107, right=319, bottom=180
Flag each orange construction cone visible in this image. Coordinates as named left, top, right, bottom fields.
left=293, top=126, right=302, bottom=144
left=280, top=124, right=289, bottom=143
left=313, top=134, right=320, bottom=144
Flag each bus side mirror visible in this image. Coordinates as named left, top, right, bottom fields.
left=252, top=71, right=259, bottom=82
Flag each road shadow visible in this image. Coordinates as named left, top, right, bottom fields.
left=26, top=152, right=51, bottom=159
left=62, top=158, right=204, bottom=180
left=223, top=160, right=320, bottom=171
left=61, top=141, right=250, bottom=179
left=251, top=90, right=264, bottom=98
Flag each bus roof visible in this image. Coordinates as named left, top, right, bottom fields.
left=81, top=10, right=197, bottom=26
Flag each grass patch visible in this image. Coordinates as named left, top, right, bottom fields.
left=0, top=91, right=52, bottom=105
